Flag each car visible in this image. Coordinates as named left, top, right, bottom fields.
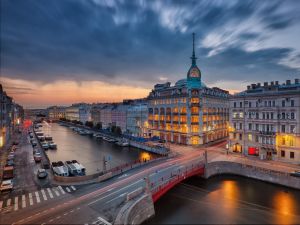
left=42, top=161, right=50, bottom=169
left=12, top=141, right=19, bottom=145
left=290, top=171, right=300, bottom=177
left=7, top=154, right=14, bottom=160
left=0, top=180, right=13, bottom=192
left=6, top=160, right=14, bottom=166
left=37, top=169, right=47, bottom=179
left=34, top=153, right=42, bottom=162
left=32, top=141, right=37, bottom=147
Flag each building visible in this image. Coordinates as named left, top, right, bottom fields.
left=126, top=104, right=148, bottom=137
left=91, top=104, right=105, bottom=126
left=100, top=105, right=113, bottom=129
left=228, top=79, right=300, bottom=164
left=65, top=103, right=91, bottom=123
left=147, top=34, right=230, bottom=145
left=48, top=106, right=66, bottom=121
left=111, top=104, right=129, bottom=133
left=0, top=84, right=24, bottom=148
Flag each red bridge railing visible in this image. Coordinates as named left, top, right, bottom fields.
left=151, top=164, right=205, bottom=202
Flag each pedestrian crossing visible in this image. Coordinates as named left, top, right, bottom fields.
left=0, top=185, right=77, bottom=213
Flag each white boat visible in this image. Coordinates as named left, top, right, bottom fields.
left=116, top=139, right=129, bottom=147
left=45, top=135, right=53, bottom=141
left=41, top=142, right=49, bottom=150
left=48, top=142, right=57, bottom=149
left=71, top=160, right=86, bottom=175
left=52, top=161, right=69, bottom=176
left=78, top=130, right=87, bottom=135
left=94, top=134, right=102, bottom=139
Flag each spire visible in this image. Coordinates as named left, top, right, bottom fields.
left=191, top=32, right=197, bottom=65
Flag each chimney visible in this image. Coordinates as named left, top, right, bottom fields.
left=247, top=85, right=250, bottom=90
left=257, top=83, right=261, bottom=87
left=264, top=82, right=268, bottom=87
left=295, top=78, right=299, bottom=84
left=275, top=81, right=279, bottom=85
left=251, top=84, right=256, bottom=89
left=286, top=80, right=291, bottom=85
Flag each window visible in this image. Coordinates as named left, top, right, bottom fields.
left=268, top=101, right=271, bottom=107
left=282, top=100, right=285, bottom=107
left=249, top=102, right=252, bottom=108
left=290, top=125, right=295, bottom=133
left=255, top=135, right=259, bottom=142
left=239, top=123, right=242, bottom=130
left=281, top=150, right=285, bottom=157
left=271, top=113, right=273, bottom=120
left=233, top=123, right=236, bottom=129
left=263, top=113, right=265, bottom=119
left=240, top=102, right=242, bottom=108
left=264, top=101, right=267, bottom=107
left=291, top=112, right=295, bottom=120
left=248, top=123, right=252, bottom=130
left=248, top=134, right=253, bottom=141
left=256, top=124, right=259, bottom=131
left=291, top=100, right=294, bottom=107
left=282, top=113, right=285, bottom=120
left=272, top=101, right=275, bottom=107
left=239, top=133, right=242, bottom=140
left=233, top=133, right=236, bottom=139
left=282, top=137, right=286, bottom=145
left=281, top=125, right=286, bottom=133
left=256, top=112, right=259, bottom=119
left=234, top=102, right=236, bottom=108
left=290, top=152, right=295, bottom=159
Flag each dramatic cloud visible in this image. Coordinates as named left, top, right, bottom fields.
left=1, top=0, right=300, bottom=107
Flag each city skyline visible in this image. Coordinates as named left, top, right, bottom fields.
left=1, top=0, right=300, bottom=108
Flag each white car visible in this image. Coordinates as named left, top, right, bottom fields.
left=0, top=180, right=13, bottom=192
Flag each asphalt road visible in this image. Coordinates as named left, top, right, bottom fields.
left=0, top=149, right=205, bottom=224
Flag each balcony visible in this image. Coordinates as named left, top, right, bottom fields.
left=259, top=131, right=276, bottom=136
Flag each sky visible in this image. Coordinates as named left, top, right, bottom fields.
left=1, top=0, right=300, bottom=108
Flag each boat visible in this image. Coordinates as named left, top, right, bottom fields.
left=38, top=136, right=45, bottom=141
left=78, top=130, right=87, bottom=135
left=85, top=130, right=93, bottom=136
left=71, top=160, right=86, bottom=175
left=65, top=160, right=86, bottom=176
left=41, top=142, right=49, bottom=150
left=94, top=134, right=102, bottom=139
left=48, top=142, right=57, bottom=149
left=103, top=137, right=116, bottom=142
left=52, top=161, right=69, bottom=176
left=45, top=135, right=53, bottom=141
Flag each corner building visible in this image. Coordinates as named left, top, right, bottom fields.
left=147, top=34, right=230, bottom=146
left=229, top=79, right=300, bottom=164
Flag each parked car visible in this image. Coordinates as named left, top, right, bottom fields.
left=34, top=153, right=42, bottom=162
left=7, top=154, right=14, bottom=160
left=290, top=171, right=300, bottom=177
left=42, top=161, right=50, bottom=169
left=6, top=159, right=14, bottom=166
left=3, top=166, right=14, bottom=179
left=32, top=141, right=37, bottom=147
left=37, top=169, right=48, bottom=179
left=0, top=179, right=13, bottom=192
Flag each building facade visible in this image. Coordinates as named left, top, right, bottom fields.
left=0, top=84, right=24, bottom=148
left=126, top=104, right=148, bottom=137
left=48, top=106, right=66, bottom=121
left=100, top=105, right=113, bottom=129
left=228, top=79, right=300, bottom=164
left=65, top=103, right=91, bottom=123
left=111, top=104, right=128, bottom=133
left=147, top=34, right=229, bottom=146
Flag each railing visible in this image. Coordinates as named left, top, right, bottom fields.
left=151, top=162, right=205, bottom=202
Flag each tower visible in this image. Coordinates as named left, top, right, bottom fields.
left=187, top=33, right=201, bottom=89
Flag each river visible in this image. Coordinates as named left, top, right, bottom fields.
left=145, top=175, right=300, bottom=224
left=40, top=122, right=156, bottom=175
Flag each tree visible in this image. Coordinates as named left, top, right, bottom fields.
left=115, top=126, right=122, bottom=136
left=95, top=122, right=102, bottom=130
left=85, top=121, right=93, bottom=128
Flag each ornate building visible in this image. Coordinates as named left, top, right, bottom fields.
left=229, top=79, right=300, bottom=164
left=147, top=34, right=229, bottom=145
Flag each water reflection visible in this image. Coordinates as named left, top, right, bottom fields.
left=146, top=175, right=300, bottom=224
left=40, top=122, right=157, bottom=175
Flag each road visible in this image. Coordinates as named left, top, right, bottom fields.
left=0, top=149, right=205, bottom=224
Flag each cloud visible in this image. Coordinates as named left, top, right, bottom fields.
left=1, top=0, right=300, bottom=101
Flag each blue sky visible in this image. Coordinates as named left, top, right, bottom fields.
left=1, top=0, right=300, bottom=107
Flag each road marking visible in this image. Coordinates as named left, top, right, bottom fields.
left=71, top=186, right=76, bottom=191
left=105, top=192, right=127, bottom=204
left=41, top=189, right=48, bottom=201
left=93, top=216, right=112, bottom=225
left=35, top=191, right=41, bottom=203
left=28, top=193, right=33, bottom=206
left=47, top=188, right=54, bottom=198
left=88, top=179, right=142, bottom=206
left=58, top=186, right=65, bottom=194
left=14, top=196, right=18, bottom=211
left=7, top=199, right=11, bottom=206
left=53, top=188, right=60, bottom=197
left=66, top=187, right=71, bottom=192
left=22, top=195, right=26, bottom=208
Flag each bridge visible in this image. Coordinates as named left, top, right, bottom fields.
left=0, top=150, right=206, bottom=225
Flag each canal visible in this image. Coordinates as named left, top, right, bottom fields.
left=145, top=175, right=300, bottom=224
left=40, top=122, right=156, bottom=175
